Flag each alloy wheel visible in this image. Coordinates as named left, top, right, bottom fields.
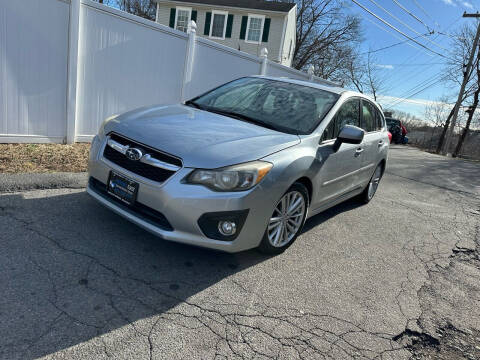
left=267, top=191, right=306, bottom=248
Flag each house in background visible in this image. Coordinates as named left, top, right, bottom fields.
left=155, top=0, right=296, bottom=66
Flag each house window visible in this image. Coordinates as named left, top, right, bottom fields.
left=246, top=15, right=264, bottom=43
left=210, top=10, right=228, bottom=39
left=175, top=7, right=191, bottom=33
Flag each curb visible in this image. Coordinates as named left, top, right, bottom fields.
left=0, top=172, right=88, bottom=193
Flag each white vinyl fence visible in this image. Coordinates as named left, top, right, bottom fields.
left=0, top=0, right=337, bottom=144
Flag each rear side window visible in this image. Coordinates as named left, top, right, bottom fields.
left=321, top=99, right=360, bottom=141
left=362, top=101, right=376, bottom=132
left=375, top=108, right=384, bottom=130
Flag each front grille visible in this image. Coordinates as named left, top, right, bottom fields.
left=103, top=133, right=182, bottom=183
left=89, top=177, right=174, bottom=231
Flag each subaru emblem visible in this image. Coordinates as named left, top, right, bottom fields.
left=125, top=147, right=143, bottom=161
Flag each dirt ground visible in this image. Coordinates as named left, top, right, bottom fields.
left=0, top=144, right=90, bottom=173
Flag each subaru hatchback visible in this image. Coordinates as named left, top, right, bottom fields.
left=87, top=77, right=389, bottom=254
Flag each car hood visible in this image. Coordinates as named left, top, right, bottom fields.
left=104, top=104, right=300, bottom=168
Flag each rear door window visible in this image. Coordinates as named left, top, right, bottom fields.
left=375, top=108, right=384, bottom=130
left=361, top=101, right=376, bottom=132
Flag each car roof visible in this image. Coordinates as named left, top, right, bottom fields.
left=250, top=76, right=380, bottom=105
left=251, top=75, right=346, bottom=95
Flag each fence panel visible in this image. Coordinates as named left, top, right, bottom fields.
left=188, top=38, right=262, bottom=99
left=75, top=1, right=188, bottom=140
left=0, top=0, right=332, bottom=143
left=266, top=61, right=311, bottom=81
left=0, top=0, right=69, bottom=143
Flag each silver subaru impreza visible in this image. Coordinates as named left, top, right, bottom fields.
left=87, top=76, right=389, bottom=254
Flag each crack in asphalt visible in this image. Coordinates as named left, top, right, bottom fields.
left=385, top=171, right=480, bottom=199
left=1, top=171, right=478, bottom=359
left=1, top=206, right=406, bottom=359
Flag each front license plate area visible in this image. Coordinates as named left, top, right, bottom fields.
left=107, top=171, right=139, bottom=206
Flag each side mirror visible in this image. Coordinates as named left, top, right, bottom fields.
left=333, top=125, right=364, bottom=152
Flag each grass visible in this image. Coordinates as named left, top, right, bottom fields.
left=0, top=143, right=90, bottom=173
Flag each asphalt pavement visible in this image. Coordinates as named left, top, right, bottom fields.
left=0, top=146, right=479, bottom=359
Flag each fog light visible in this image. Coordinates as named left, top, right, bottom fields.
left=218, top=221, right=237, bottom=236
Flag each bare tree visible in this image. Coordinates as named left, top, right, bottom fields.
left=437, top=24, right=479, bottom=154
left=346, top=51, right=386, bottom=101
left=293, top=0, right=362, bottom=83
left=366, top=52, right=386, bottom=101
left=117, top=0, right=156, bottom=20
left=424, top=97, right=451, bottom=150
left=92, top=0, right=156, bottom=20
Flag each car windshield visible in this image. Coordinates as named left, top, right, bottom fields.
left=187, top=77, right=340, bottom=134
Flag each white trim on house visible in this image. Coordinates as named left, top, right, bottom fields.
left=158, top=0, right=290, bottom=15
left=174, top=6, right=192, bottom=32
left=277, top=14, right=287, bottom=62
left=209, top=10, right=228, bottom=40
left=245, top=13, right=265, bottom=44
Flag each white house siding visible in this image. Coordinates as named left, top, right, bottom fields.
left=156, top=2, right=287, bottom=64
left=279, top=7, right=296, bottom=67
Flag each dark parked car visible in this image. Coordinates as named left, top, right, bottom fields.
left=385, top=118, right=406, bottom=144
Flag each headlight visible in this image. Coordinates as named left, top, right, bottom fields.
left=98, top=114, right=119, bottom=136
left=186, top=161, right=273, bottom=191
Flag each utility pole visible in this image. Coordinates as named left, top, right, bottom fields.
left=443, top=12, right=480, bottom=155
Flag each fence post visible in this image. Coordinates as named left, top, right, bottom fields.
left=308, top=65, right=315, bottom=81
left=66, top=0, right=81, bottom=144
left=181, top=20, right=197, bottom=101
left=260, top=48, right=268, bottom=75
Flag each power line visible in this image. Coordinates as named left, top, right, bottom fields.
left=393, top=72, right=444, bottom=100
left=359, top=34, right=428, bottom=55
left=363, top=16, right=431, bottom=54
left=375, top=14, right=461, bottom=103
left=411, top=0, right=435, bottom=24
left=385, top=73, right=444, bottom=107
left=366, top=0, right=450, bottom=52
left=389, top=62, right=446, bottom=66
left=350, top=0, right=451, bottom=59
left=391, top=0, right=432, bottom=32
left=384, top=71, right=444, bottom=105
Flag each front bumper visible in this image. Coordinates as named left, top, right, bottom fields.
left=86, top=136, right=278, bottom=252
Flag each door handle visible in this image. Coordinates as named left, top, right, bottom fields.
left=354, top=148, right=364, bottom=157
left=378, top=140, right=384, bottom=147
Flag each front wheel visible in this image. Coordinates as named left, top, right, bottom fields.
left=360, top=164, right=383, bottom=203
left=258, top=183, right=309, bottom=254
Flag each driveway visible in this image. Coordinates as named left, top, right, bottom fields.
left=1, top=146, right=479, bottom=359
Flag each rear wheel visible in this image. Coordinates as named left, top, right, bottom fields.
left=258, top=183, right=309, bottom=254
left=360, top=164, right=383, bottom=203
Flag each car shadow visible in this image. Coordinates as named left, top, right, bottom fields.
left=302, top=198, right=363, bottom=234
left=0, top=190, right=268, bottom=359
left=0, top=188, right=365, bottom=359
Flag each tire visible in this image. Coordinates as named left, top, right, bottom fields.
left=359, top=163, right=384, bottom=204
left=258, top=182, right=309, bottom=255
